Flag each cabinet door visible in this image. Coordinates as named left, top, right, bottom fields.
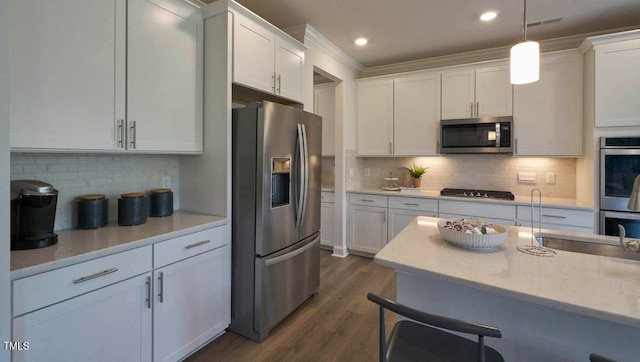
left=388, top=208, right=437, bottom=241
left=127, top=0, right=203, bottom=152
left=441, top=69, right=475, bottom=119
left=348, top=205, right=387, bottom=254
left=12, top=274, right=152, bottom=362
left=233, top=12, right=275, bottom=95
left=357, top=79, right=394, bottom=155
left=154, top=246, right=231, bottom=362
left=9, top=0, right=125, bottom=150
left=275, top=37, right=304, bottom=102
left=394, top=72, right=441, bottom=155
left=314, top=84, right=336, bottom=156
left=321, top=202, right=335, bottom=247
left=475, top=65, right=512, bottom=117
left=514, top=51, right=582, bottom=156
left=595, top=38, right=640, bottom=127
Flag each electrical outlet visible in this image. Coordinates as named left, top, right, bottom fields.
left=349, top=168, right=354, bottom=178
left=546, top=172, right=556, bottom=185
left=364, top=168, right=371, bottom=177
left=162, top=175, right=172, bottom=189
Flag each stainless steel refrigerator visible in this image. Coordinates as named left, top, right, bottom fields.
left=230, top=101, right=321, bottom=342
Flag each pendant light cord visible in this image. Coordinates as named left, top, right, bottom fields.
left=523, top=0, right=527, bottom=42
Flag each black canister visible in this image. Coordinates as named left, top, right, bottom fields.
left=149, top=188, right=173, bottom=217
left=118, top=192, right=148, bottom=226
left=76, top=194, right=108, bottom=229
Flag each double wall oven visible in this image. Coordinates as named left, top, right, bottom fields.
left=600, top=137, right=640, bottom=238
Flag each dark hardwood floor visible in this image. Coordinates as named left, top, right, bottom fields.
left=186, top=250, right=396, bottom=362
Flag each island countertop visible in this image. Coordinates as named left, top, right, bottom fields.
left=374, top=216, right=640, bottom=328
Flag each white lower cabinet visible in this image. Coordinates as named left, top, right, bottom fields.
left=11, top=225, right=231, bottom=362
left=320, top=191, right=335, bottom=248
left=12, top=273, right=152, bottom=362
left=439, top=200, right=516, bottom=225
left=388, top=196, right=438, bottom=241
left=153, top=245, right=230, bottom=362
left=516, top=205, right=594, bottom=234
left=348, top=194, right=388, bottom=254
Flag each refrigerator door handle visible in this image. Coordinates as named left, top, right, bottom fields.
left=295, top=124, right=305, bottom=228
left=263, top=235, right=319, bottom=266
left=300, top=124, right=309, bottom=226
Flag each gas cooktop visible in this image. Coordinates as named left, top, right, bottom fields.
left=440, top=188, right=515, bottom=200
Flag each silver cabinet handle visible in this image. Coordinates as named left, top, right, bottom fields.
left=470, top=102, right=474, bottom=117
left=158, top=272, right=164, bottom=303
left=129, top=120, right=137, bottom=149
left=272, top=72, right=276, bottom=92
left=404, top=203, right=420, bottom=206
left=476, top=101, right=480, bottom=116
left=389, top=141, right=392, bottom=154
left=542, top=214, right=567, bottom=219
left=185, top=239, right=210, bottom=250
left=145, top=276, right=151, bottom=309
left=73, top=268, right=118, bottom=284
left=360, top=199, right=375, bottom=202
left=117, top=119, right=125, bottom=149
left=277, top=74, right=282, bottom=93
left=515, top=138, right=518, bottom=154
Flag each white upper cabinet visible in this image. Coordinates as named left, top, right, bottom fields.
left=581, top=31, right=640, bottom=128
left=441, top=64, right=512, bottom=119
left=9, top=0, right=126, bottom=151
left=233, top=11, right=305, bottom=103
left=127, top=0, right=203, bottom=153
left=393, top=73, right=441, bottom=156
left=314, top=84, right=336, bottom=156
left=357, top=71, right=441, bottom=156
left=357, top=78, right=394, bottom=156
left=514, top=50, right=583, bottom=156
left=9, top=0, right=203, bottom=153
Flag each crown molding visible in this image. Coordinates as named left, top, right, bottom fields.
left=579, top=28, right=640, bottom=53
left=285, top=24, right=365, bottom=75
left=362, top=25, right=640, bottom=78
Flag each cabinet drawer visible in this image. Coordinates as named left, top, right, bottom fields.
left=439, top=200, right=516, bottom=220
left=13, top=245, right=152, bottom=316
left=349, top=194, right=387, bottom=207
left=517, top=206, right=594, bottom=228
left=321, top=191, right=335, bottom=203
left=154, top=224, right=230, bottom=268
left=388, top=196, right=437, bottom=212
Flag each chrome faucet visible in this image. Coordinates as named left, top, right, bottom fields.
left=617, top=175, right=640, bottom=252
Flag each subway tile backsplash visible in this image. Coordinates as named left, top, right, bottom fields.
left=11, top=153, right=180, bottom=231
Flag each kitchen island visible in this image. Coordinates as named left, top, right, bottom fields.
left=375, top=216, right=640, bottom=361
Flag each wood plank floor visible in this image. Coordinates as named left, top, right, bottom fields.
left=186, top=250, right=396, bottom=362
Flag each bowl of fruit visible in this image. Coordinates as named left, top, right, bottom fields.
left=437, top=219, right=508, bottom=251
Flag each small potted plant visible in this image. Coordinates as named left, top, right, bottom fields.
left=407, top=164, right=427, bottom=188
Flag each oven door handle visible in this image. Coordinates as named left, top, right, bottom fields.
left=602, top=211, right=640, bottom=221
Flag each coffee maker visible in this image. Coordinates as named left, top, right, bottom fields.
left=11, top=180, right=59, bottom=250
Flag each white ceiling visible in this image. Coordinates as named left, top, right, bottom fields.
left=213, top=0, right=640, bottom=68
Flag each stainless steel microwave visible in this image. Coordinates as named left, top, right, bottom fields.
left=440, top=117, right=513, bottom=154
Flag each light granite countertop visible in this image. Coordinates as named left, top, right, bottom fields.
left=374, top=216, right=640, bottom=328
left=348, top=187, right=593, bottom=210
left=11, top=210, right=227, bottom=279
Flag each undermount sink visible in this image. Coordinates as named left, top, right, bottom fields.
left=537, top=236, right=640, bottom=261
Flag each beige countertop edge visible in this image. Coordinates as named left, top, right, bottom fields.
left=374, top=216, right=640, bottom=328
left=10, top=210, right=228, bottom=280
left=321, top=186, right=335, bottom=192
left=348, top=187, right=594, bottom=211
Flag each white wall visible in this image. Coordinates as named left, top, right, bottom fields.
left=0, top=0, right=11, bottom=358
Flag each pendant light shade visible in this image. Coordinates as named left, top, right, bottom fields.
left=510, top=0, right=539, bottom=85
left=510, top=40, right=539, bottom=84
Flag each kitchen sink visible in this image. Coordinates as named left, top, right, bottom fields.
left=537, top=236, right=640, bottom=261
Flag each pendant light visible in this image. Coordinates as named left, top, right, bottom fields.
left=510, top=0, right=539, bottom=84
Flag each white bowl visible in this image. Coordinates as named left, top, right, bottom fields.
left=437, top=219, right=508, bottom=251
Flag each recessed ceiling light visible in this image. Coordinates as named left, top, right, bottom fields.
left=480, top=11, right=498, bottom=22
left=355, top=38, right=368, bottom=46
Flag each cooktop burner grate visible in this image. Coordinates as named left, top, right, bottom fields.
left=440, top=188, right=515, bottom=200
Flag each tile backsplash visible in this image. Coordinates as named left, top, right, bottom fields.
left=11, top=153, right=180, bottom=231
left=357, top=155, right=577, bottom=198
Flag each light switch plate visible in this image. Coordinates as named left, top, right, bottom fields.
left=546, top=172, right=556, bottom=184
left=518, top=172, right=536, bottom=184
left=364, top=168, right=371, bottom=177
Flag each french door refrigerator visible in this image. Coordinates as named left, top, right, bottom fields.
left=230, top=101, right=321, bottom=342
